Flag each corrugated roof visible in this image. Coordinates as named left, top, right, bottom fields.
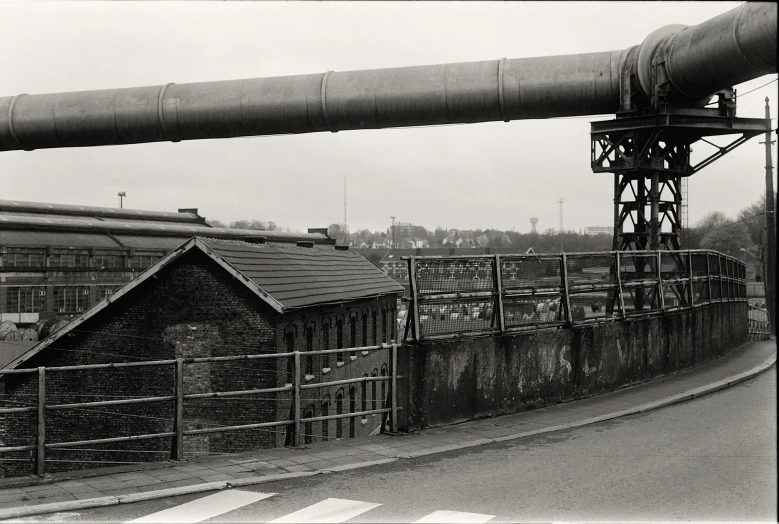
left=201, top=238, right=404, bottom=309
left=0, top=199, right=204, bottom=224
left=111, top=235, right=192, bottom=250
left=0, top=230, right=124, bottom=249
left=0, top=215, right=333, bottom=245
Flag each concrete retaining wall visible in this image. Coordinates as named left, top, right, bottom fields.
left=401, top=302, right=747, bottom=430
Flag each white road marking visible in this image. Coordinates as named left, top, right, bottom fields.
left=127, top=490, right=275, bottom=523
left=415, top=510, right=495, bottom=523
left=268, top=497, right=381, bottom=523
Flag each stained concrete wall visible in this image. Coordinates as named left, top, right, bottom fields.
left=401, top=302, right=747, bottom=430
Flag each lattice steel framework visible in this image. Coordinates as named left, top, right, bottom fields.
left=591, top=54, right=768, bottom=253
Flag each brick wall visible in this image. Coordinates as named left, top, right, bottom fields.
left=272, top=296, right=398, bottom=447
left=1, top=250, right=279, bottom=476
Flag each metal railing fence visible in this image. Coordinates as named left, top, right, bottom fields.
left=405, top=249, right=746, bottom=340
left=748, top=305, right=770, bottom=340
left=0, top=343, right=401, bottom=477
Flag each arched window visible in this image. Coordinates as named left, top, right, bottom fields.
left=322, top=323, right=330, bottom=370
left=335, top=390, right=344, bottom=439
left=349, top=386, right=356, bottom=438
left=372, top=310, right=378, bottom=345
left=336, top=319, right=344, bottom=363
left=362, top=313, right=368, bottom=346
left=380, top=365, right=387, bottom=409
left=382, top=310, right=387, bottom=343
left=285, top=331, right=295, bottom=385
left=305, top=326, right=314, bottom=375
left=321, top=397, right=330, bottom=441
left=371, top=369, right=378, bottom=410
left=304, top=406, right=314, bottom=445
left=350, top=316, right=357, bottom=356
left=361, top=374, right=368, bottom=413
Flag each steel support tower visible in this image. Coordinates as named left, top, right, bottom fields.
left=591, top=49, right=768, bottom=310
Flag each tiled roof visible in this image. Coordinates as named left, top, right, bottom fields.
left=201, top=238, right=403, bottom=310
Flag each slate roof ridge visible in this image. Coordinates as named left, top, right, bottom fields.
left=199, top=236, right=345, bottom=253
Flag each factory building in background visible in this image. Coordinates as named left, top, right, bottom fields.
left=0, top=199, right=334, bottom=365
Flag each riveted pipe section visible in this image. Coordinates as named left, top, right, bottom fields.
left=0, top=52, right=624, bottom=152
left=665, top=2, right=777, bottom=100
left=0, top=2, right=774, bottom=152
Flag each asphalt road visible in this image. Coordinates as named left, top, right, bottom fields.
left=24, top=368, right=777, bottom=523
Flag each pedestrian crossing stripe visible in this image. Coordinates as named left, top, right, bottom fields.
left=120, top=490, right=498, bottom=524
left=126, top=490, right=275, bottom=523
left=268, top=497, right=381, bottom=523
left=415, top=510, right=495, bottom=523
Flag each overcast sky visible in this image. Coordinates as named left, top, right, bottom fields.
left=1, top=1, right=776, bottom=234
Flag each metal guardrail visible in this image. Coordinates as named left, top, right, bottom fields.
left=0, top=344, right=401, bottom=476
left=404, top=249, right=747, bottom=340
left=748, top=304, right=770, bottom=340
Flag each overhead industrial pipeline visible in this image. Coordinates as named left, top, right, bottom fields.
left=0, top=2, right=775, bottom=152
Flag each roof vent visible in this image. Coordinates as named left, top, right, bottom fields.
left=334, top=245, right=350, bottom=251
left=296, top=241, right=315, bottom=248
left=244, top=237, right=266, bottom=244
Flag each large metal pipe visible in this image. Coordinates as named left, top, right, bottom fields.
left=1, top=2, right=774, bottom=152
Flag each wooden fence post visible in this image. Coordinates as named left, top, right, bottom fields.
left=294, top=351, right=301, bottom=447
left=615, top=251, right=626, bottom=317
left=688, top=251, right=694, bottom=306
left=494, top=255, right=505, bottom=334
left=409, top=257, right=421, bottom=341
left=35, top=367, right=45, bottom=477
left=657, top=251, right=665, bottom=311
left=391, top=343, right=398, bottom=433
left=561, top=254, right=573, bottom=326
left=172, top=358, right=184, bottom=461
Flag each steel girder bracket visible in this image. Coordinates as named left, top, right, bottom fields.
left=592, top=112, right=766, bottom=311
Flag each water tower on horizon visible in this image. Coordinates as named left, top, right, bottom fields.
left=530, top=217, right=538, bottom=234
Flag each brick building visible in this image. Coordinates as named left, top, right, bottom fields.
left=0, top=237, right=402, bottom=476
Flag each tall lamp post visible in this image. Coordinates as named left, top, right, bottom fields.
left=118, top=191, right=126, bottom=209
left=760, top=98, right=776, bottom=335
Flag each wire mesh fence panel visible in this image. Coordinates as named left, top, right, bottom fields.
left=691, top=252, right=709, bottom=278
left=693, top=280, right=711, bottom=304
left=662, top=283, right=688, bottom=310
left=504, top=294, right=566, bottom=328
left=500, top=256, right=563, bottom=291
left=566, top=254, right=617, bottom=287
left=414, top=258, right=494, bottom=295
left=568, top=291, right=617, bottom=321
left=418, top=298, right=498, bottom=337
left=659, top=251, right=690, bottom=307
left=622, top=285, right=662, bottom=315
left=619, top=252, right=658, bottom=284
left=711, top=278, right=723, bottom=301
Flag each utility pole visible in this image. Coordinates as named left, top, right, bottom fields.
left=390, top=216, right=396, bottom=248
left=558, top=198, right=565, bottom=252
left=118, top=191, right=126, bottom=209
left=760, top=98, right=776, bottom=335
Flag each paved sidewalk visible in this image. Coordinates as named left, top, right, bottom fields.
left=0, top=338, right=775, bottom=519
